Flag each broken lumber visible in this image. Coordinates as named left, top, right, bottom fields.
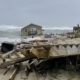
left=30, top=47, right=48, bottom=58
left=33, top=69, right=38, bottom=80
left=16, top=52, right=25, bottom=58
left=22, top=48, right=35, bottom=58
left=25, top=67, right=29, bottom=76
left=24, top=45, right=52, bottom=49
left=9, top=63, right=20, bottom=80
left=3, top=67, right=11, bottom=75
left=26, top=60, right=31, bottom=70
left=9, top=55, right=14, bottom=60
left=0, top=57, right=37, bottom=68
left=1, top=50, right=15, bottom=62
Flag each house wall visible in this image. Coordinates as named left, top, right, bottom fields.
left=21, top=25, right=42, bottom=36
left=73, top=27, right=80, bottom=32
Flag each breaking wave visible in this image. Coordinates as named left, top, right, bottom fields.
left=43, top=26, right=73, bottom=30
left=0, top=25, right=73, bottom=31
left=0, top=25, right=23, bottom=31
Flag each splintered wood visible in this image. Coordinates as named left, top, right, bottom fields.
left=22, top=46, right=51, bottom=58
left=9, top=63, right=20, bottom=80
left=1, top=44, right=80, bottom=80
left=0, top=57, right=33, bottom=68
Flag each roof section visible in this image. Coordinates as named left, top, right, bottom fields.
left=21, top=23, right=42, bottom=30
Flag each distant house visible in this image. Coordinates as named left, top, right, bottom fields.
left=73, top=24, right=80, bottom=32
left=21, top=23, right=43, bottom=36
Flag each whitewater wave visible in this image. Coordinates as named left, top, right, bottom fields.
left=0, top=25, right=73, bottom=31
left=0, top=25, right=23, bottom=31
left=0, top=36, right=45, bottom=44
left=0, top=37, right=21, bottom=43
left=43, top=26, right=73, bottom=30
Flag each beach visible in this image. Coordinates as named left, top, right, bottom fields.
left=0, top=25, right=80, bottom=80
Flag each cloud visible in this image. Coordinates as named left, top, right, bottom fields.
left=0, top=0, right=79, bottom=26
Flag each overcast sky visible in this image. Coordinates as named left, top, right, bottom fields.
left=0, top=0, right=80, bottom=27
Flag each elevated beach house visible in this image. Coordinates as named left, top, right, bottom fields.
left=73, top=24, right=80, bottom=32
left=21, top=23, right=42, bottom=36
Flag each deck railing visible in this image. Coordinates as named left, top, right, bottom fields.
left=28, top=31, right=37, bottom=35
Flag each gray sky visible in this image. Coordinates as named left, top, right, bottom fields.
left=0, top=0, right=80, bottom=27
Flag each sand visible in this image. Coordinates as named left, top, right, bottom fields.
left=0, top=64, right=80, bottom=80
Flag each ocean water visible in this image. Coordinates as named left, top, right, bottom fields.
left=0, top=25, right=73, bottom=44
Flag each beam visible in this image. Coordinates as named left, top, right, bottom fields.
left=0, top=57, right=37, bottom=68
left=3, top=67, right=11, bottom=75
left=1, top=50, right=15, bottom=62
left=9, top=63, right=20, bottom=80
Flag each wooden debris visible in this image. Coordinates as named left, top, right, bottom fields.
left=30, top=47, right=48, bottom=58
left=30, top=59, right=39, bottom=67
left=22, top=48, right=35, bottom=58
left=26, top=60, right=31, bottom=70
left=29, top=39, right=47, bottom=43
left=33, top=69, right=38, bottom=80
left=9, top=63, right=20, bottom=80
left=1, top=50, right=15, bottom=62
left=16, top=52, right=25, bottom=58
left=9, top=55, right=14, bottom=60
left=24, top=45, right=52, bottom=49
left=3, top=66, right=11, bottom=75
left=21, top=71, right=28, bottom=79
left=25, top=67, right=29, bottom=76
left=0, top=57, right=37, bottom=68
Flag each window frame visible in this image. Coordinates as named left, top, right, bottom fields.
left=25, top=29, right=27, bottom=32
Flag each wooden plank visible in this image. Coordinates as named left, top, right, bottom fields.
left=21, top=70, right=28, bottom=79
left=1, top=50, right=15, bottom=59
left=0, top=57, right=37, bottom=68
left=24, top=45, right=52, bottom=49
left=26, top=60, right=30, bottom=70
left=25, top=67, right=29, bottom=76
left=22, top=48, right=35, bottom=58
left=33, top=69, right=38, bottom=80
left=3, top=67, right=11, bottom=75
left=9, top=55, right=14, bottom=60
left=30, top=47, right=48, bottom=58
left=9, top=63, right=20, bottom=80
left=16, top=52, right=25, bottom=58
left=23, top=44, right=80, bottom=50
left=30, top=47, right=40, bottom=58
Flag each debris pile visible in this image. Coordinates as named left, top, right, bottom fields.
left=0, top=42, right=80, bottom=79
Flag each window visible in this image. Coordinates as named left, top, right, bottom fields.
left=25, top=29, right=27, bottom=32
left=31, top=28, right=36, bottom=31
left=37, top=30, right=40, bottom=34
left=33, top=28, right=36, bottom=31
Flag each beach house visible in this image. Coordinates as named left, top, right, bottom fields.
left=73, top=24, right=80, bottom=32
left=21, top=23, right=42, bottom=36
